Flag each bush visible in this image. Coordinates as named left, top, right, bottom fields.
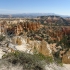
left=2, top=51, right=46, bottom=70
left=53, top=53, right=63, bottom=66
left=0, top=35, right=5, bottom=41
left=3, top=51, right=54, bottom=69
left=34, top=53, right=53, bottom=63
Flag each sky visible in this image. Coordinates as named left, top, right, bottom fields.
left=0, top=0, right=70, bottom=15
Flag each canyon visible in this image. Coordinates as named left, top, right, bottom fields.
left=0, top=16, right=70, bottom=70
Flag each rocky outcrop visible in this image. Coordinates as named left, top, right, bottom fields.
left=23, top=22, right=40, bottom=31
left=39, top=16, right=69, bottom=25
left=11, top=36, right=52, bottom=56
left=0, top=21, right=8, bottom=35
left=7, top=22, right=40, bottom=35
left=39, top=40, right=52, bottom=56
left=14, top=24, right=23, bottom=35
left=26, top=38, right=52, bottom=56
left=12, top=36, right=22, bottom=45
left=62, top=49, right=70, bottom=64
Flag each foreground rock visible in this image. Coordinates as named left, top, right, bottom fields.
left=62, top=49, right=70, bottom=64
left=7, top=36, right=52, bottom=56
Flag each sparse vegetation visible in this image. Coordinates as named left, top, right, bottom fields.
left=0, top=35, right=5, bottom=41
left=2, top=51, right=54, bottom=70
left=2, top=51, right=46, bottom=70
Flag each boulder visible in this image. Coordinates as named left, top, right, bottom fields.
left=62, top=49, right=70, bottom=64
left=12, top=36, right=22, bottom=45
left=39, top=40, right=52, bottom=56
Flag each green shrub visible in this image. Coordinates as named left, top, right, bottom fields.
left=56, top=58, right=63, bottom=66
left=2, top=51, right=54, bottom=69
left=2, top=51, right=46, bottom=70
left=34, top=53, right=53, bottom=62
left=0, top=35, right=5, bottom=41
left=46, top=56, right=53, bottom=63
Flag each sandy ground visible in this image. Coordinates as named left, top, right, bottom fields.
left=63, top=64, right=70, bottom=70
left=45, top=63, right=70, bottom=70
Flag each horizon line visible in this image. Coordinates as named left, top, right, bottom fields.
left=0, top=13, right=70, bottom=17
